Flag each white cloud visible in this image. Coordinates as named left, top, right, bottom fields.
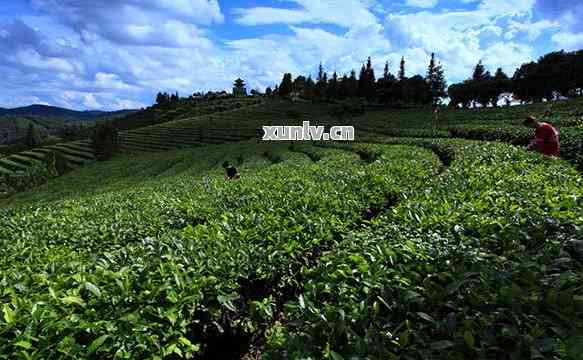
left=30, top=0, right=224, bottom=47
left=505, top=19, right=559, bottom=40
left=383, top=0, right=542, bottom=82
left=406, top=0, right=439, bottom=9
left=234, top=0, right=379, bottom=29
left=551, top=32, right=583, bottom=51
left=227, top=23, right=392, bottom=90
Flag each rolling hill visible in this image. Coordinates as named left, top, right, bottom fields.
left=0, top=104, right=136, bottom=120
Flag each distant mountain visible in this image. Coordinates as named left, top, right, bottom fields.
left=0, top=104, right=136, bottom=120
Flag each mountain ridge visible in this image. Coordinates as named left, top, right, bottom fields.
left=0, top=104, right=136, bottom=120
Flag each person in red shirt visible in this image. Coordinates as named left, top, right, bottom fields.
left=523, top=116, right=560, bottom=156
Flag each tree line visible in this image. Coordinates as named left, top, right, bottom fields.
left=271, top=54, right=446, bottom=107
left=450, top=50, right=583, bottom=107
left=270, top=49, right=583, bottom=108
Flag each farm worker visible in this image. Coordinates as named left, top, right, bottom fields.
left=222, top=161, right=240, bottom=180
left=523, top=116, right=560, bottom=156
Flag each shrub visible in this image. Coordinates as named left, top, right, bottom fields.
left=93, top=124, right=119, bottom=161
left=0, top=160, right=52, bottom=198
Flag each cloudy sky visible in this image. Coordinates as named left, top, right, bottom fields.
left=0, top=0, right=581, bottom=110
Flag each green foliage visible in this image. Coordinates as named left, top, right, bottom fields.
left=0, top=143, right=441, bottom=358
left=0, top=160, right=52, bottom=198
left=44, top=150, right=72, bottom=176
left=25, top=123, right=42, bottom=149
left=0, top=97, right=582, bottom=359
left=279, top=73, right=293, bottom=97
left=268, top=140, right=583, bottom=359
left=92, top=124, right=119, bottom=161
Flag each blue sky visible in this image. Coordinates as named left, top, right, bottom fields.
left=0, top=0, right=582, bottom=110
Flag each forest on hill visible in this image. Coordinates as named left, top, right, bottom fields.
left=263, top=49, right=583, bottom=108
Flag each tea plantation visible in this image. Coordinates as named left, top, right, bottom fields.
left=0, top=99, right=582, bottom=359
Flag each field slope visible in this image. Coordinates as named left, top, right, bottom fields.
left=0, top=100, right=582, bottom=359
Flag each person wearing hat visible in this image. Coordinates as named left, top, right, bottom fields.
left=523, top=115, right=560, bottom=156
left=222, top=161, right=240, bottom=180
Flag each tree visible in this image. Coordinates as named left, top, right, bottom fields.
left=155, top=92, right=171, bottom=107
left=472, top=60, right=487, bottom=82
left=317, top=63, right=325, bottom=83
left=327, top=72, right=339, bottom=100
left=347, top=70, right=359, bottom=98
left=304, top=76, right=316, bottom=98
left=404, top=75, right=430, bottom=105
left=512, top=62, right=540, bottom=103
left=426, top=53, right=447, bottom=105
left=488, top=68, right=511, bottom=107
left=25, top=123, right=42, bottom=149
left=45, top=150, right=71, bottom=176
left=398, top=57, right=406, bottom=82
left=265, top=87, right=273, bottom=96
left=92, top=124, right=119, bottom=161
left=358, top=64, right=367, bottom=98
left=448, top=82, right=474, bottom=108
left=358, top=57, right=376, bottom=100
left=469, top=61, right=492, bottom=106
left=316, top=63, right=328, bottom=98
left=377, top=61, right=396, bottom=104
left=338, top=74, right=349, bottom=99
left=293, top=75, right=307, bottom=95
left=279, top=73, right=293, bottom=97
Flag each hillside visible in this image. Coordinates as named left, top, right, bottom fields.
left=0, top=99, right=582, bottom=359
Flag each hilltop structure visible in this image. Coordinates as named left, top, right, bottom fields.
left=233, top=78, right=248, bottom=97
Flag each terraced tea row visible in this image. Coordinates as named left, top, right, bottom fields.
left=0, top=140, right=95, bottom=175
left=116, top=100, right=331, bottom=152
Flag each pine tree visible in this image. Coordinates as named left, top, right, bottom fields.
left=472, top=60, right=487, bottom=82
left=316, top=63, right=328, bottom=98
left=305, top=76, right=316, bottom=98
left=358, top=64, right=367, bottom=97
left=327, top=72, right=339, bottom=100
left=364, top=57, right=376, bottom=100
left=317, top=63, right=325, bottom=83
left=471, top=60, right=492, bottom=106
left=348, top=70, right=358, bottom=98
left=426, top=53, right=446, bottom=105
left=339, top=74, right=349, bottom=99
left=433, top=63, right=446, bottom=104
left=398, top=57, right=406, bottom=82
left=383, top=61, right=390, bottom=81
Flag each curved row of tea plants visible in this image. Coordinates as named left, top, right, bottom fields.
left=266, top=139, right=583, bottom=359
left=0, top=142, right=441, bottom=358
left=355, top=97, right=583, bottom=169
left=0, top=140, right=95, bottom=198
